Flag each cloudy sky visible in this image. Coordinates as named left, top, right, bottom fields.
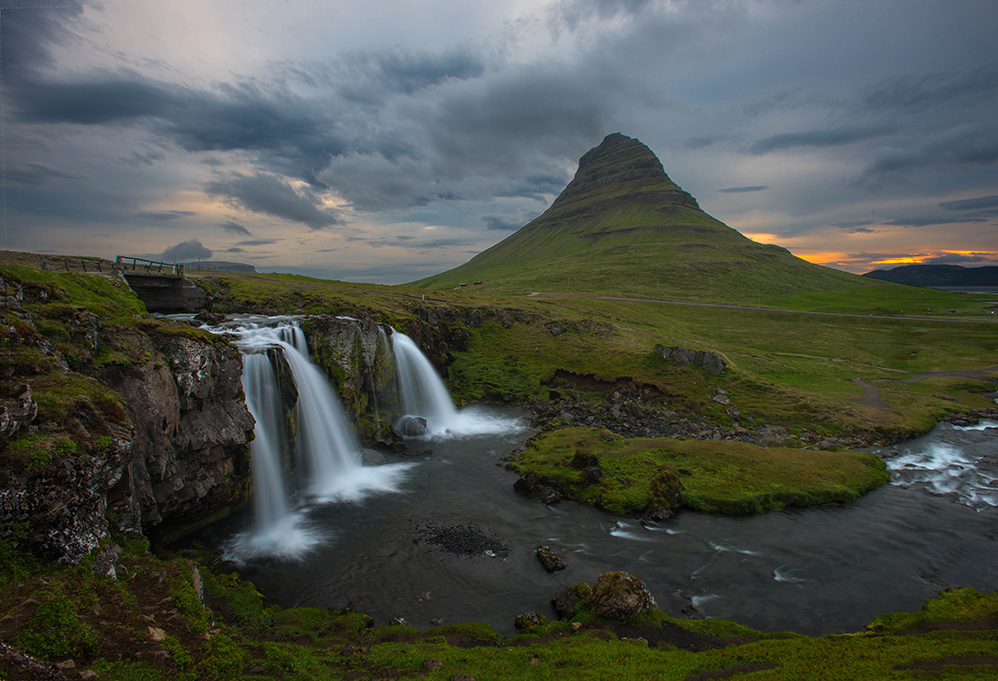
left=2, top=0, right=996, bottom=283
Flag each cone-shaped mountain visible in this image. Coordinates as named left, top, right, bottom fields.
left=411, top=133, right=867, bottom=302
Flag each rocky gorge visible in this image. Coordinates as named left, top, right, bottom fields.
left=0, top=264, right=575, bottom=562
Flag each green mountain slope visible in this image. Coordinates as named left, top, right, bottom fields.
left=411, top=133, right=876, bottom=303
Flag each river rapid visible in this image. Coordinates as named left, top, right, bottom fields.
left=196, top=410, right=998, bottom=638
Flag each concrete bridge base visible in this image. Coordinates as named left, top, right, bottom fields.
left=120, top=271, right=208, bottom=313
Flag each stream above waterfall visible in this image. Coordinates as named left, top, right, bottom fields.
left=193, top=411, right=998, bottom=638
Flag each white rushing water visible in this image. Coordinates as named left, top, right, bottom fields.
left=391, top=330, right=522, bottom=438
left=884, top=420, right=998, bottom=510
left=219, top=320, right=413, bottom=561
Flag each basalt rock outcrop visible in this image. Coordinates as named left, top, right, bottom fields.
left=299, top=306, right=541, bottom=429
left=0, top=271, right=254, bottom=562
left=654, top=345, right=726, bottom=375
left=552, top=572, right=659, bottom=622
left=299, top=315, right=395, bottom=423
left=100, top=331, right=254, bottom=532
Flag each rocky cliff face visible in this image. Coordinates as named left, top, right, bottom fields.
left=0, top=271, right=254, bottom=562
left=101, top=332, right=254, bottom=533
left=297, top=306, right=535, bottom=439
left=300, top=315, right=394, bottom=421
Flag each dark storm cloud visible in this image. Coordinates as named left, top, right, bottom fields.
left=0, top=3, right=86, bottom=77
left=205, top=173, right=342, bottom=230
left=14, top=77, right=177, bottom=123
left=883, top=216, right=989, bottom=228
left=283, top=47, right=486, bottom=105
left=11, top=71, right=344, bottom=183
left=835, top=222, right=877, bottom=234
left=865, top=125, right=998, bottom=176
left=481, top=215, right=524, bottom=231
left=133, top=210, right=196, bottom=222
left=717, top=185, right=768, bottom=193
left=316, top=60, right=610, bottom=212
left=749, top=127, right=892, bottom=155
left=415, top=238, right=481, bottom=251
left=235, top=239, right=279, bottom=247
left=939, top=195, right=998, bottom=212
left=863, top=63, right=998, bottom=114
left=367, top=49, right=486, bottom=96
left=221, top=221, right=252, bottom=236
left=162, top=239, right=212, bottom=262
left=683, top=136, right=721, bottom=150
left=122, top=149, right=167, bottom=167
left=6, top=162, right=91, bottom=187
left=496, top=174, right=568, bottom=201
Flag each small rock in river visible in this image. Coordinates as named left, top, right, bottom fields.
left=536, top=545, right=567, bottom=572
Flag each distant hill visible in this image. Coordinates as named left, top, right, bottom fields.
left=183, top=261, right=257, bottom=273
left=863, top=264, right=998, bottom=287
left=410, top=133, right=875, bottom=303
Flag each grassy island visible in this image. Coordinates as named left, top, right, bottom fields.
left=512, top=427, right=890, bottom=515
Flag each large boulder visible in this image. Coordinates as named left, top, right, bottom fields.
left=702, top=351, right=726, bottom=375
left=655, top=345, right=726, bottom=375
left=586, top=571, right=658, bottom=620
left=396, top=415, right=428, bottom=436
left=672, top=348, right=704, bottom=366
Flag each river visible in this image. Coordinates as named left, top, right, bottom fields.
left=195, top=409, right=998, bottom=637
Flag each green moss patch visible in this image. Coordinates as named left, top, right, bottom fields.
left=513, top=427, right=889, bottom=515
left=868, top=588, right=998, bottom=634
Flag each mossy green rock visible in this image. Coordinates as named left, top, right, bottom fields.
left=587, top=571, right=658, bottom=621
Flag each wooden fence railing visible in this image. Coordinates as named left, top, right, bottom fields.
left=39, top=255, right=110, bottom=273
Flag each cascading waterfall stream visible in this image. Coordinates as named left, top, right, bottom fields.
left=214, top=319, right=415, bottom=561
left=390, top=330, right=523, bottom=438
left=392, top=331, right=459, bottom=430
left=241, top=353, right=290, bottom=531
left=885, top=420, right=998, bottom=509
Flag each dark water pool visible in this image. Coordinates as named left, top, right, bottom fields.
left=194, top=410, right=998, bottom=637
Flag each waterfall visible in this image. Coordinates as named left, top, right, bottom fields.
left=215, top=319, right=413, bottom=560
left=390, top=330, right=523, bottom=438
left=392, top=331, right=460, bottom=432
left=241, top=353, right=290, bottom=532
left=229, top=322, right=364, bottom=498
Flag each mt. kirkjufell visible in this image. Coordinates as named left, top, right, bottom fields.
left=412, top=133, right=872, bottom=303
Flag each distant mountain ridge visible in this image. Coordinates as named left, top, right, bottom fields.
left=411, top=133, right=873, bottom=302
left=863, top=264, right=998, bottom=287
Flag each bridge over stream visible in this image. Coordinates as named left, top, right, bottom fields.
left=115, top=256, right=207, bottom=313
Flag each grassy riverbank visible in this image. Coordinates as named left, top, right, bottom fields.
left=2, top=536, right=996, bottom=680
